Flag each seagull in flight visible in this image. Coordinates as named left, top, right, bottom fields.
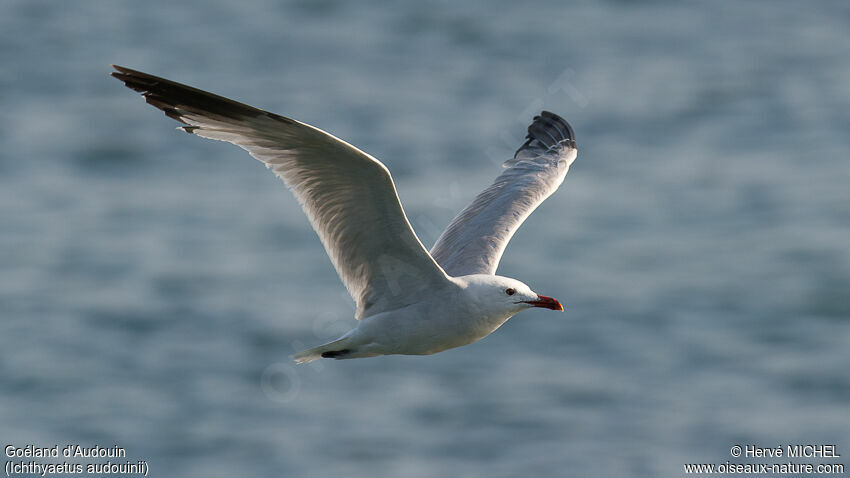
left=111, top=65, right=578, bottom=363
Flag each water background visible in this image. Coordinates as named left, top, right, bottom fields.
left=1, top=1, right=848, bottom=476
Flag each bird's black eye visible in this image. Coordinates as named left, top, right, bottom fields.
left=505, top=288, right=516, bottom=296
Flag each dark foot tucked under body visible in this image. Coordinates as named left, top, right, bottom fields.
left=321, top=349, right=352, bottom=359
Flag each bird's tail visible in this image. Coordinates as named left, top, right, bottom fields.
left=292, top=337, right=352, bottom=364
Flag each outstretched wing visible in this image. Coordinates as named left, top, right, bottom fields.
left=112, top=65, right=450, bottom=319
left=430, top=111, right=577, bottom=276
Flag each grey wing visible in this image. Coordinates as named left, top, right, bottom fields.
left=430, top=111, right=577, bottom=276
left=112, top=65, right=450, bottom=319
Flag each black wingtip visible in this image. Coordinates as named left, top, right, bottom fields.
left=109, top=64, right=294, bottom=126
left=514, top=111, right=576, bottom=158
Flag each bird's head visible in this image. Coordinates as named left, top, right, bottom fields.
left=462, top=275, right=564, bottom=316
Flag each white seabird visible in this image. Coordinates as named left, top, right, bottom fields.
left=111, top=65, right=578, bottom=363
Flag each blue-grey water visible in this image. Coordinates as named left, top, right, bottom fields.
left=2, top=1, right=849, bottom=476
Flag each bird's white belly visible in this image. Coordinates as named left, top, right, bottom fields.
left=350, top=301, right=514, bottom=357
